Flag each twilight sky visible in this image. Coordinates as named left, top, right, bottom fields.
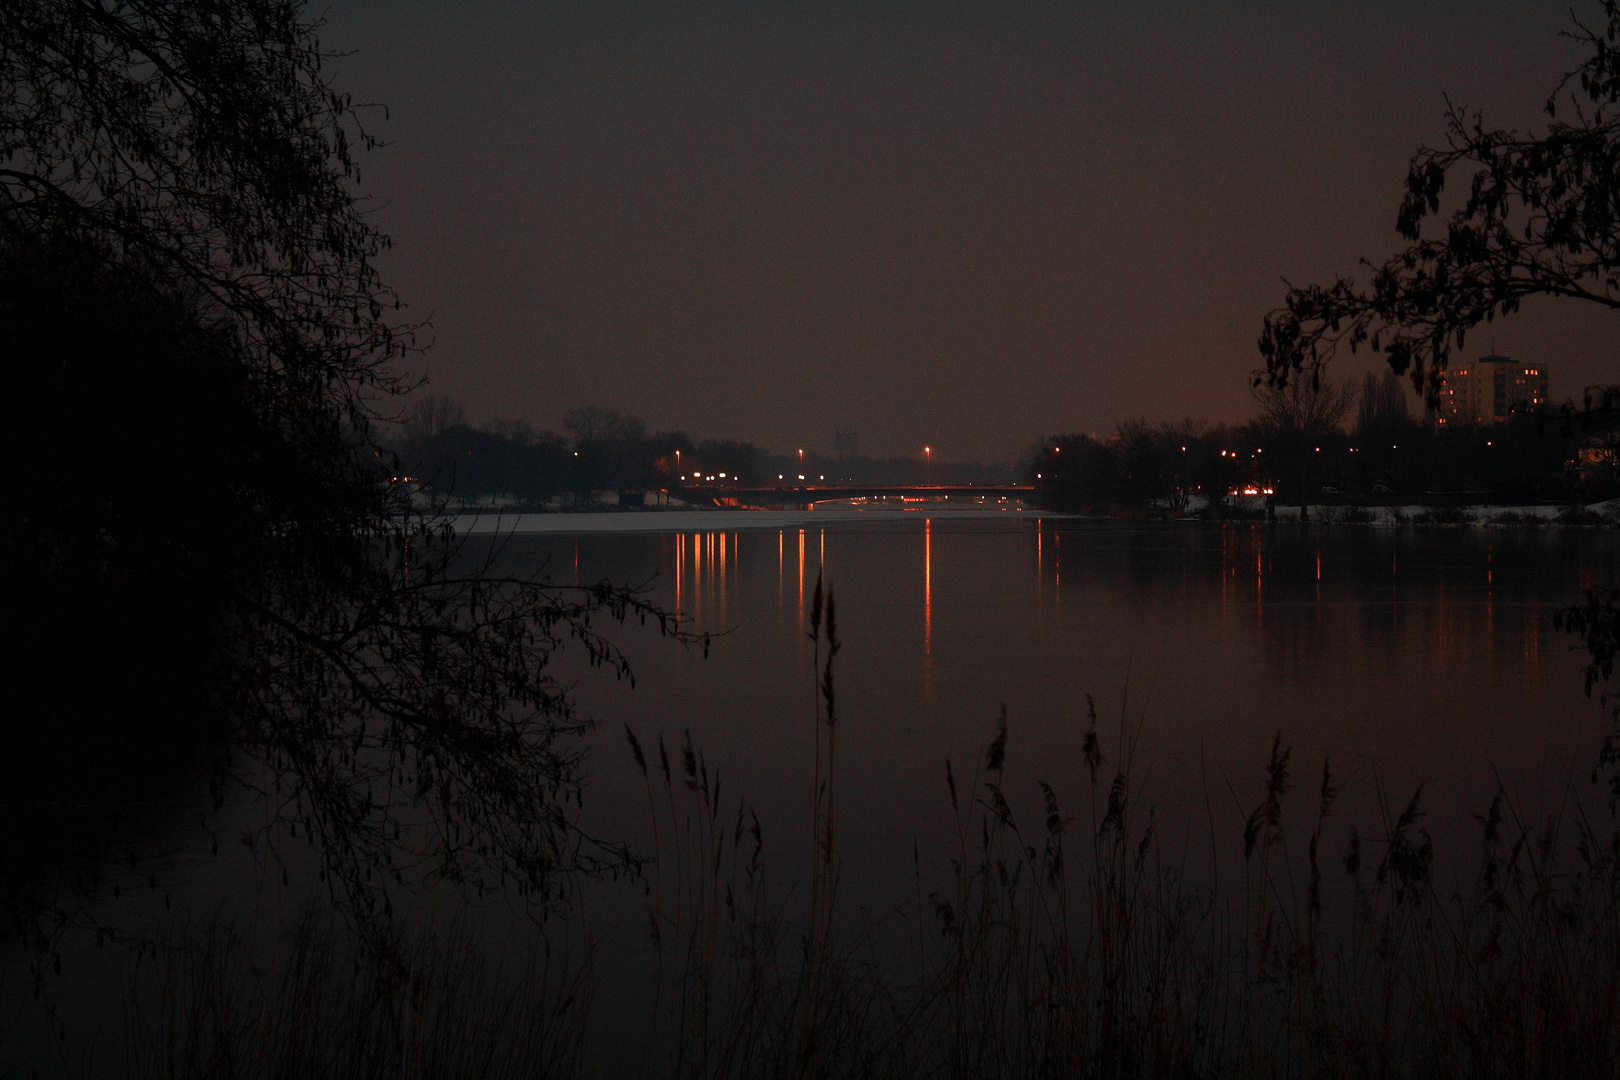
left=326, top=1, right=1617, bottom=461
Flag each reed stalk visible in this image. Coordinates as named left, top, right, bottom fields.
left=119, top=588, right=1620, bottom=1078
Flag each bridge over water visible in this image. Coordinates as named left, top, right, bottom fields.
left=674, top=483, right=1039, bottom=508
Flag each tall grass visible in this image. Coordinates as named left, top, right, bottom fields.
left=121, top=578, right=1620, bottom=1078
left=123, top=905, right=590, bottom=1079
left=615, top=577, right=1620, bottom=1078
left=620, top=713, right=1619, bottom=1077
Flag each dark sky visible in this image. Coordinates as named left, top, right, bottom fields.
left=326, top=1, right=1616, bottom=461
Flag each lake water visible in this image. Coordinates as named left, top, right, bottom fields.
left=473, top=512, right=1612, bottom=1068
left=545, top=514, right=1618, bottom=869
left=8, top=512, right=1619, bottom=1074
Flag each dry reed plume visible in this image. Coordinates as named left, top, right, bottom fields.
left=122, top=575, right=1620, bottom=1078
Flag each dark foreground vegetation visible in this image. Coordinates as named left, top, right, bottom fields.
left=125, top=598, right=1620, bottom=1078
left=0, top=0, right=693, bottom=961
left=125, top=778, right=1620, bottom=1080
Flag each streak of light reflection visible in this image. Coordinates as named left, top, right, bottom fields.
left=924, top=518, right=934, bottom=694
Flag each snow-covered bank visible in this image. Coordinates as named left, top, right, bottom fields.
left=1265, top=498, right=1620, bottom=524
left=451, top=505, right=1042, bottom=534
left=443, top=499, right=1620, bottom=534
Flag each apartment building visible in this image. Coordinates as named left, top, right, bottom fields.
left=1433, top=354, right=1548, bottom=426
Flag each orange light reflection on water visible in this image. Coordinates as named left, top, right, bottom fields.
left=925, top=518, right=932, bottom=657
left=1036, top=522, right=1042, bottom=608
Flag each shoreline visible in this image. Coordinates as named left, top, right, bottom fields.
left=442, top=498, right=1620, bottom=534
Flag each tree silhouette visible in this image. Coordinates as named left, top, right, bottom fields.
left=1251, top=376, right=1356, bottom=516
left=1256, top=1, right=1620, bottom=799
left=1259, top=2, right=1620, bottom=407
left=1355, top=371, right=1416, bottom=444
left=1, top=1, right=692, bottom=937
left=402, top=394, right=470, bottom=440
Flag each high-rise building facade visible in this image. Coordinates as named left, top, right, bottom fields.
left=1433, top=354, right=1548, bottom=426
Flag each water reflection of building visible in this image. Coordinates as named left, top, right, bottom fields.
left=1433, top=353, right=1548, bottom=426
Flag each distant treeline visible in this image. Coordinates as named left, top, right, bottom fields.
left=1032, top=372, right=1595, bottom=515
left=394, top=399, right=1017, bottom=504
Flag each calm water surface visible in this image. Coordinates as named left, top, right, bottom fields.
left=473, top=515, right=1619, bottom=933
left=9, top=514, right=1620, bottom=1073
